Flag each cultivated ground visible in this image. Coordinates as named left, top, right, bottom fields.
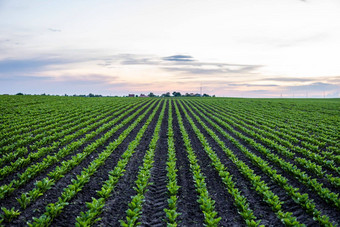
left=0, top=96, right=339, bottom=226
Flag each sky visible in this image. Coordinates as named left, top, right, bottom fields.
left=1, top=0, right=340, bottom=97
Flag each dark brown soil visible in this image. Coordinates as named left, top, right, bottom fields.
left=140, top=102, right=169, bottom=226
left=186, top=100, right=339, bottom=226
left=1, top=98, right=339, bottom=227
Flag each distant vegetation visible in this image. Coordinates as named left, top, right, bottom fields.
left=130, top=92, right=214, bottom=97
left=14, top=93, right=104, bottom=97
left=12, top=91, right=214, bottom=97
left=160, top=91, right=213, bottom=97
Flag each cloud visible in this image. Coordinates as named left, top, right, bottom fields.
left=327, top=76, right=340, bottom=83
left=248, top=90, right=272, bottom=93
left=162, top=65, right=261, bottom=75
left=98, top=54, right=160, bottom=67
left=162, top=55, right=194, bottom=62
left=120, top=58, right=159, bottom=65
left=276, top=33, right=328, bottom=48
left=163, top=64, right=261, bottom=75
left=98, top=54, right=262, bottom=76
left=0, top=58, right=72, bottom=74
left=0, top=72, right=130, bottom=95
left=48, top=28, right=61, bottom=32
left=262, top=77, right=313, bottom=82
left=228, top=83, right=278, bottom=87
left=238, top=32, right=329, bottom=49
left=286, top=82, right=339, bottom=92
left=261, top=76, right=340, bottom=87
left=0, top=75, right=53, bottom=81
left=163, top=67, right=223, bottom=74
left=0, top=73, right=117, bottom=86
left=56, top=74, right=117, bottom=85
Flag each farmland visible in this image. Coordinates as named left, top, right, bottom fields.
left=0, top=95, right=339, bottom=226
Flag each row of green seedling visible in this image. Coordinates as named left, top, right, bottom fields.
left=0, top=101, right=116, bottom=153
left=178, top=101, right=262, bottom=226
left=218, top=100, right=339, bottom=147
left=0, top=97, right=73, bottom=133
left=0, top=102, right=86, bottom=143
left=206, top=101, right=340, bottom=161
left=187, top=100, right=335, bottom=226
left=120, top=100, right=166, bottom=226
left=0, top=100, right=118, bottom=148
left=198, top=102, right=340, bottom=209
left=0, top=101, right=130, bottom=166
left=210, top=100, right=338, bottom=148
left=0, top=96, right=116, bottom=135
left=0, top=101, right=140, bottom=181
left=75, top=101, right=163, bottom=227
left=207, top=100, right=340, bottom=170
left=174, top=101, right=221, bottom=227
left=163, top=100, right=181, bottom=227
left=195, top=101, right=340, bottom=185
left=0, top=101, right=152, bottom=199
left=14, top=100, right=155, bottom=210
left=26, top=100, right=161, bottom=226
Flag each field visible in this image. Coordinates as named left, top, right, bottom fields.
left=0, top=95, right=339, bottom=226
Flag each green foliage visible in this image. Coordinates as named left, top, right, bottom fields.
left=174, top=101, right=222, bottom=226
left=0, top=95, right=339, bottom=226
left=120, top=101, right=167, bottom=226
left=0, top=207, right=20, bottom=222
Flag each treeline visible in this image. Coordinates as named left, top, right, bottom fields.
left=13, top=92, right=214, bottom=98
left=149, top=92, right=214, bottom=97
left=15, top=93, right=107, bottom=97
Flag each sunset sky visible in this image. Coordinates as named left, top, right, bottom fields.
left=1, top=0, right=340, bottom=97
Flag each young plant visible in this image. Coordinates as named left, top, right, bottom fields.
left=0, top=207, right=21, bottom=222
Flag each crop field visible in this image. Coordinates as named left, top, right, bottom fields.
left=0, top=95, right=339, bottom=226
